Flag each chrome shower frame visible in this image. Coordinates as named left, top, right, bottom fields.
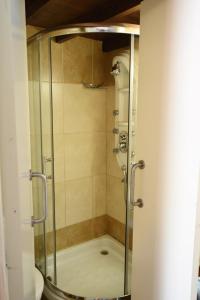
left=28, top=23, right=140, bottom=300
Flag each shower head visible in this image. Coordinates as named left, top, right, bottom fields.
left=110, top=61, right=120, bottom=76
left=82, top=82, right=104, bottom=89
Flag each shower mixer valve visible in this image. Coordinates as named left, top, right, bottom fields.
left=119, top=131, right=128, bottom=153
left=113, top=131, right=128, bottom=154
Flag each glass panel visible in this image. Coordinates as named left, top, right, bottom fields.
left=27, top=37, right=57, bottom=283
left=39, top=37, right=57, bottom=284
left=27, top=39, right=46, bottom=275
left=50, top=33, right=132, bottom=298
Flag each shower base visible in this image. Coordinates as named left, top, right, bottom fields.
left=46, top=234, right=132, bottom=299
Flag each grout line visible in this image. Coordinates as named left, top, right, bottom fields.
left=55, top=174, right=107, bottom=184
left=54, top=131, right=107, bottom=135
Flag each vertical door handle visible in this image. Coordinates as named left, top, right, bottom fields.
left=131, top=160, right=145, bottom=208
left=30, top=170, right=48, bottom=226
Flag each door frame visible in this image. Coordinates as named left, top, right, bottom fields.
left=0, top=0, right=35, bottom=299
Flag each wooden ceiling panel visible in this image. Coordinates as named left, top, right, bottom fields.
left=26, top=0, right=109, bottom=27
left=26, top=0, right=50, bottom=19
left=26, top=0, right=141, bottom=28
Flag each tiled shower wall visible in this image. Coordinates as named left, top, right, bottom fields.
left=51, top=37, right=107, bottom=231
left=27, top=26, right=138, bottom=252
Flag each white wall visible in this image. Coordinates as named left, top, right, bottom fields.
left=0, top=169, right=9, bottom=300
left=132, top=0, right=200, bottom=300
left=0, top=0, right=35, bottom=299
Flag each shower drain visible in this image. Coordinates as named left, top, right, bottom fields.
left=100, top=249, right=109, bottom=255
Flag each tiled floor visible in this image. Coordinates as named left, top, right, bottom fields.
left=47, top=235, right=132, bottom=298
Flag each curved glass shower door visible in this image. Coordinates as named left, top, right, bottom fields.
left=27, top=24, right=139, bottom=300
left=27, top=37, right=57, bottom=283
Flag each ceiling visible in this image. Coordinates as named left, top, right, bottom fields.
left=25, top=0, right=141, bottom=50
left=25, top=0, right=141, bottom=28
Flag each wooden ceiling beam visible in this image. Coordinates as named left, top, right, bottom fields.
left=106, top=4, right=141, bottom=22
left=55, top=0, right=141, bottom=43
left=25, top=0, right=50, bottom=19
left=70, top=0, right=141, bottom=23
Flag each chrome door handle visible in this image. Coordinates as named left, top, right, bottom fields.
left=131, top=160, right=145, bottom=208
left=30, top=170, right=48, bottom=226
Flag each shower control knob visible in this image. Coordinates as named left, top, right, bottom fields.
left=113, top=109, right=119, bottom=116
left=112, top=128, right=119, bottom=134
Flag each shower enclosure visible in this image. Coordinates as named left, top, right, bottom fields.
left=27, top=24, right=142, bottom=300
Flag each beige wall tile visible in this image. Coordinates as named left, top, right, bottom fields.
left=51, top=40, right=63, bottom=83
left=27, top=42, right=40, bottom=81
left=63, top=84, right=106, bottom=133
left=106, top=86, right=115, bottom=132
left=30, top=133, right=42, bottom=171
left=45, top=215, right=107, bottom=254
left=93, top=215, right=107, bottom=237
left=93, top=40, right=105, bottom=86
left=93, top=175, right=106, bottom=217
left=54, top=227, right=68, bottom=252
left=107, top=133, right=122, bottom=178
left=29, top=80, right=41, bottom=136
left=52, top=83, right=64, bottom=134
left=65, top=177, right=93, bottom=225
left=64, top=133, right=106, bottom=180
left=40, top=38, right=49, bottom=82
left=41, top=82, right=51, bottom=135
left=107, top=215, right=125, bottom=245
left=27, top=33, right=49, bottom=82
left=66, top=219, right=93, bottom=248
left=107, top=215, right=133, bottom=250
left=55, top=182, right=66, bottom=229
left=106, top=175, right=125, bottom=224
left=42, top=134, right=52, bottom=158
left=63, top=37, right=92, bottom=84
left=103, top=51, right=113, bottom=87
left=53, top=133, right=65, bottom=183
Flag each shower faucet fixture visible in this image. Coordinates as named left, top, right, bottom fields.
left=110, top=61, right=120, bottom=76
